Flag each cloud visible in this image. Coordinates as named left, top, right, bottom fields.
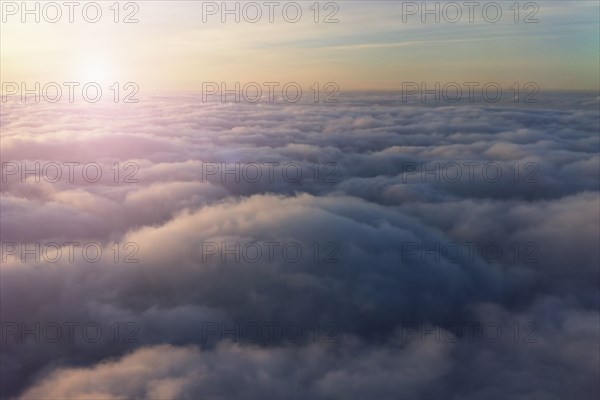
left=1, top=92, right=598, bottom=399
left=18, top=334, right=453, bottom=400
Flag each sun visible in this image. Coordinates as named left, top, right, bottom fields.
left=75, top=56, right=118, bottom=85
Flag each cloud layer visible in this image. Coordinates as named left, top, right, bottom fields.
left=1, top=92, right=599, bottom=399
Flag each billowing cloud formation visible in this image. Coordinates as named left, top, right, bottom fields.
left=1, top=93, right=599, bottom=399
left=18, top=337, right=453, bottom=400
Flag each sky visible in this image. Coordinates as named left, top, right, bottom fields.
left=1, top=0, right=599, bottom=91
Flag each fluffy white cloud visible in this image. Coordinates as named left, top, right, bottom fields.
left=1, top=93, right=598, bottom=399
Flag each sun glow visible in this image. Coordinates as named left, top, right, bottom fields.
left=75, top=56, right=118, bottom=85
